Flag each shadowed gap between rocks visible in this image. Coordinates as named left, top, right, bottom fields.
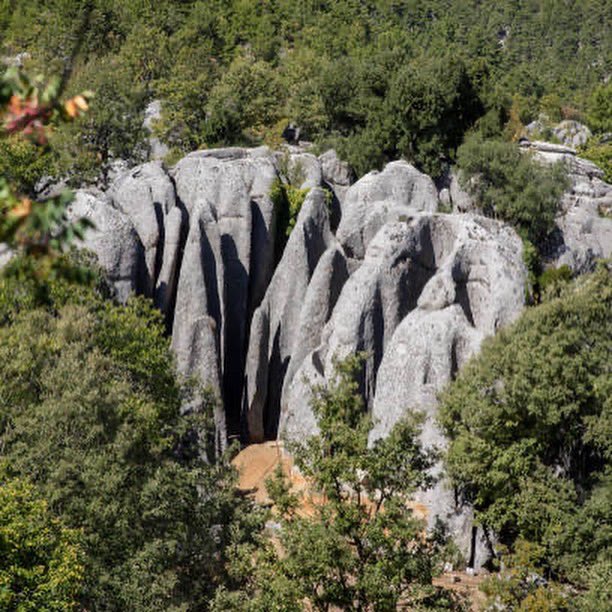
left=221, top=233, right=248, bottom=438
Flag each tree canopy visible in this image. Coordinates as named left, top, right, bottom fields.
left=0, top=268, right=262, bottom=610
left=214, top=356, right=462, bottom=611
left=438, top=266, right=611, bottom=591
left=1, top=0, right=609, bottom=180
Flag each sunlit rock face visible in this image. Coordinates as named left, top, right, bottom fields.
left=72, top=142, right=611, bottom=567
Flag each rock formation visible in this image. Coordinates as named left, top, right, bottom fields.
left=527, top=142, right=612, bottom=272
left=66, top=142, right=611, bottom=566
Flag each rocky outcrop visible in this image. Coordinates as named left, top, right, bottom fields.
left=243, top=188, right=343, bottom=441
left=336, top=160, right=439, bottom=260
left=71, top=144, right=612, bottom=567
left=318, top=149, right=354, bottom=205
left=281, top=214, right=525, bottom=441
left=170, top=147, right=281, bottom=436
left=529, top=144, right=612, bottom=273
left=109, top=161, right=176, bottom=295
left=67, top=189, right=144, bottom=302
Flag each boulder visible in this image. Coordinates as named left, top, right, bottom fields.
left=552, top=120, right=592, bottom=148
left=318, top=149, right=354, bottom=204
left=336, top=160, right=438, bottom=260
left=282, top=214, right=525, bottom=444
left=154, top=206, right=185, bottom=318
left=286, top=152, right=323, bottom=190
left=68, top=189, right=143, bottom=302
left=110, top=161, right=176, bottom=295
left=370, top=215, right=525, bottom=442
left=367, top=215, right=525, bottom=567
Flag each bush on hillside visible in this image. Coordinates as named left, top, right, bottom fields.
left=0, top=268, right=261, bottom=610
left=456, top=135, right=569, bottom=244
left=439, top=266, right=611, bottom=591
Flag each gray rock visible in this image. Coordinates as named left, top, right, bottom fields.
left=110, top=161, right=176, bottom=295
left=554, top=175, right=612, bottom=273
left=281, top=215, right=447, bottom=438
left=154, top=206, right=185, bottom=316
left=170, top=204, right=225, bottom=444
left=370, top=215, right=525, bottom=442
left=449, top=170, right=476, bottom=213
left=336, top=160, right=438, bottom=259
left=281, top=244, right=349, bottom=403
left=318, top=149, right=354, bottom=203
left=529, top=140, right=577, bottom=155
left=533, top=149, right=612, bottom=273
left=171, top=147, right=279, bottom=436
left=243, top=188, right=337, bottom=441
left=286, top=152, right=323, bottom=190
left=68, top=189, right=143, bottom=302
left=552, top=120, right=592, bottom=148
left=143, top=100, right=170, bottom=161
left=367, top=215, right=525, bottom=567
left=280, top=213, right=525, bottom=566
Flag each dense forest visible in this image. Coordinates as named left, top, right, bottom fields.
left=0, top=1, right=611, bottom=611
left=0, top=0, right=610, bottom=183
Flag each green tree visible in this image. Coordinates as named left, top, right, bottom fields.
left=214, top=356, right=462, bottom=611
left=0, top=466, right=83, bottom=611
left=586, top=83, right=612, bottom=134
left=456, top=135, right=569, bottom=244
left=0, top=271, right=262, bottom=610
left=202, top=53, right=284, bottom=146
left=438, top=266, right=611, bottom=588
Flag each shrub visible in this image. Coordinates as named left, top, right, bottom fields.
left=0, top=466, right=84, bottom=611
left=0, top=270, right=261, bottom=610
left=439, top=266, right=611, bottom=585
left=456, top=135, right=569, bottom=244
left=213, top=356, right=464, bottom=610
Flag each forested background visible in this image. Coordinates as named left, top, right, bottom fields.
left=1, top=0, right=610, bottom=183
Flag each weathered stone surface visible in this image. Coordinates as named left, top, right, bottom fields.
left=69, top=148, right=540, bottom=568
left=318, top=149, right=354, bottom=204
left=532, top=148, right=612, bottom=273
left=154, top=206, right=185, bottom=317
left=553, top=120, right=592, bottom=148
left=281, top=244, right=349, bottom=402
left=143, top=100, right=170, bottom=161
left=367, top=215, right=525, bottom=567
left=110, top=161, right=176, bottom=294
left=171, top=147, right=279, bottom=436
left=336, top=160, right=439, bottom=259
left=170, top=203, right=226, bottom=442
left=282, top=214, right=525, bottom=444
left=370, top=215, right=525, bottom=442
left=449, top=170, right=476, bottom=213
left=68, top=189, right=143, bottom=302
left=243, top=188, right=339, bottom=441
left=286, top=152, right=323, bottom=190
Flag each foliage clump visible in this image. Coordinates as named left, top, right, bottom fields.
left=214, top=356, right=464, bottom=611
left=0, top=269, right=262, bottom=611
left=0, top=466, right=84, bottom=611
left=456, top=135, right=568, bottom=245
left=439, top=266, right=612, bottom=603
left=2, top=0, right=610, bottom=180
